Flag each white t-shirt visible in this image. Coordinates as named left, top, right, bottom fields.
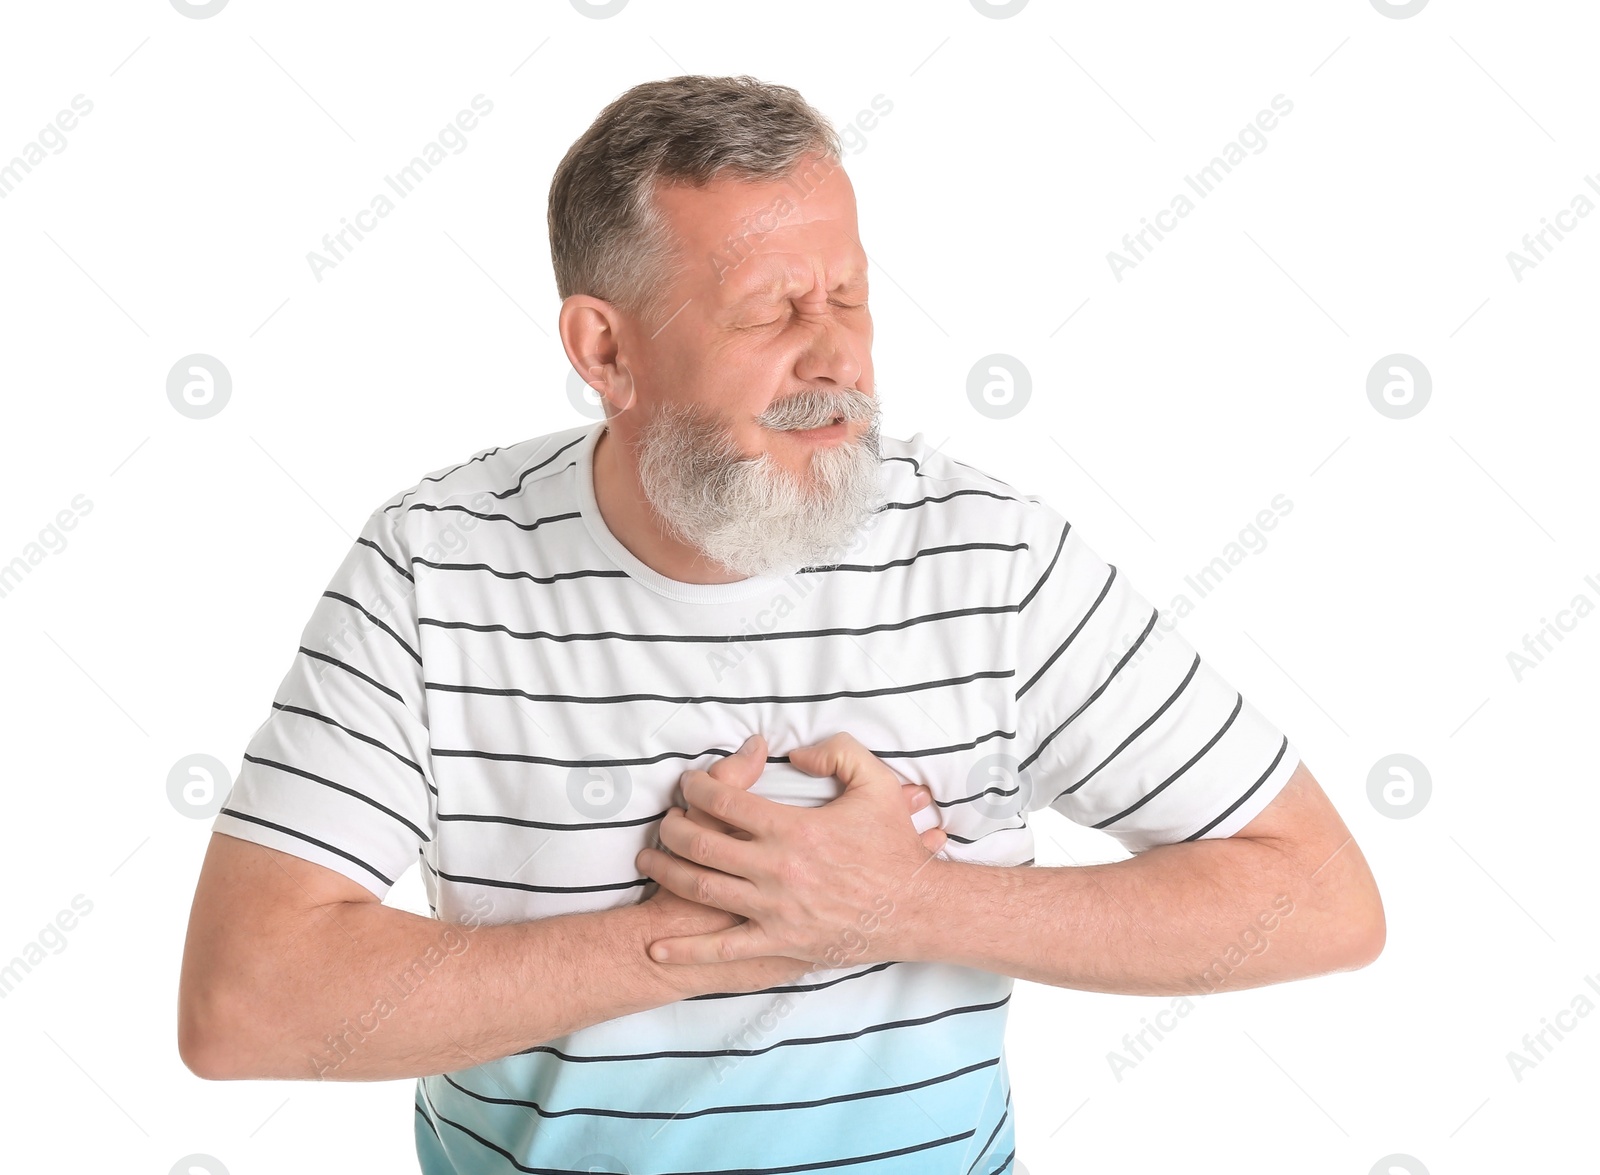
left=214, top=418, right=1299, bottom=1174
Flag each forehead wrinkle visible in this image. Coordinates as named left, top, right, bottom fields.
left=726, top=266, right=798, bottom=308
left=723, top=260, right=869, bottom=309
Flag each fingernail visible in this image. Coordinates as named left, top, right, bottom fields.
left=739, top=734, right=757, bottom=753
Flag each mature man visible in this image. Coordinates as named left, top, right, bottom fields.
left=178, top=75, right=1384, bottom=1174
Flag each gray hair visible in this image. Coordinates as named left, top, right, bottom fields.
left=547, top=75, right=844, bottom=333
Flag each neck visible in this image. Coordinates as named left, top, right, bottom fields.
left=591, top=422, right=752, bottom=585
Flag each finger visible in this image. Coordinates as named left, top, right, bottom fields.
left=657, top=806, right=766, bottom=879
left=900, top=782, right=932, bottom=813
left=683, top=804, right=753, bottom=841
left=636, top=844, right=760, bottom=916
left=679, top=768, right=782, bottom=839
left=787, top=731, right=894, bottom=797
left=920, top=827, right=948, bottom=854
left=646, top=921, right=769, bottom=966
left=655, top=805, right=749, bottom=860
left=703, top=733, right=769, bottom=791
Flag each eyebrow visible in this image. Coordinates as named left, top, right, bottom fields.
left=724, top=267, right=869, bottom=310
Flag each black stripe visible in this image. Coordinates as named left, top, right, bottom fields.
left=420, top=602, right=1023, bottom=646
left=357, top=536, right=414, bottom=582
left=436, top=807, right=669, bottom=832
left=1093, top=693, right=1244, bottom=829
left=415, top=541, right=1028, bottom=584
left=874, top=486, right=1022, bottom=513
left=322, top=591, right=421, bottom=664
left=297, top=646, right=405, bottom=704
left=683, top=959, right=899, bottom=1002
left=418, top=1080, right=447, bottom=1142
left=513, top=993, right=1011, bottom=1062
left=488, top=435, right=587, bottom=501
left=438, top=1056, right=998, bottom=1122
left=1015, top=564, right=1117, bottom=700
left=798, top=541, right=1030, bottom=574
left=938, top=780, right=1022, bottom=809
left=430, top=728, right=1014, bottom=769
left=424, top=1101, right=978, bottom=1175
left=242, top=752, right=431, bottom=843
left=880, top=452, right=927, bottom=473
left=1051, top=653, right=1202, bottom=801
left=424, top=859, right=649, bottom=896
left=436, top=790, right=1030, bottom=838
left=965, top=1097, right=1012, bottom=1175
left=270, top=701, right=432, bottom=783
left=216, top=808, right=394, bottom=886
left=385, top=445, right=509, bottom=513
left=1182, top=736, right=1292, bottom=841
left=1017, top=606, right=1159, bottom=773
left=1015, top=521, right=1072, bottom=612
left=404, top=502, right=582, bottom=532
left=410, top=557, right=629, bottom=585
left=425, top=667, right=1014, bottom=708
left=413, top=1100, right=440, bottom=1142
left=431, top=744, right=724, bottom=770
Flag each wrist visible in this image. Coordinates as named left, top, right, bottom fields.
left=618, top=900, right=702, bottom=1000
left=879, top=855, right=960, bottom=965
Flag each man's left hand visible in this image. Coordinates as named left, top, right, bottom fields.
left=635, top=732, right=949, bottom=969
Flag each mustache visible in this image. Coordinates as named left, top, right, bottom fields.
left=760, top=387, right=877, bottom=431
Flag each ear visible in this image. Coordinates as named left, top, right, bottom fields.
left=558, top=294, right=633, bottom=416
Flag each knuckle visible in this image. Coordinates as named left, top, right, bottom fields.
left=777, top=856, right=808, bottom=891
left=692, top=872, right=717, bottom=906
left=687, top=832, right=714, bottom=864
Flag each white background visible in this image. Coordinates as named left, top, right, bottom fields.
left=1, top=1, right=1596, bottom=1172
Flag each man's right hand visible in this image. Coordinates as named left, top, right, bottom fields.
left=638, top=733, right=940, bottom=995
left=639, top=883, right=816, bottom=994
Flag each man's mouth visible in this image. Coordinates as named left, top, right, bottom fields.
left=781, top=415, right=849, bottom=441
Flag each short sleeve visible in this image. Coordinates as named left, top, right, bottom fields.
left=212, top=502, right=436, bottom=898
left=1011, top=500, right=1300, bottom=854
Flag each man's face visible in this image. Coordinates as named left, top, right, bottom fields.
left=612, top=153, right=882, bottom=577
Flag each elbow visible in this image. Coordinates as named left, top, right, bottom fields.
left=1357, top=891, right=1387, bottom=968
left=178, top=984, right=247, bottom=1081
left=1342, top=878, right=1387, bottom=971
left=181, top=980, right=325, bottom=1082
left=1301, top=868, right=1386, bottom=977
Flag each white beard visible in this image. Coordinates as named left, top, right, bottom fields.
left=633, top=386, right=885, bottom=579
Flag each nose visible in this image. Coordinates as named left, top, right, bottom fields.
left=794, top=315, right=866, bottom=392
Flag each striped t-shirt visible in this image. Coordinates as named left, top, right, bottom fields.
left=214, top=417, right=1300, bottom=1175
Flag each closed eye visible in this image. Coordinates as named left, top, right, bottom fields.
left=742, top=300, right=867, bottom=328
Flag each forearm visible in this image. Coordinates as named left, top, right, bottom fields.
left=897, top=836, right=1380, bottom=996
left=194, top=900, right=689, bottom=1081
